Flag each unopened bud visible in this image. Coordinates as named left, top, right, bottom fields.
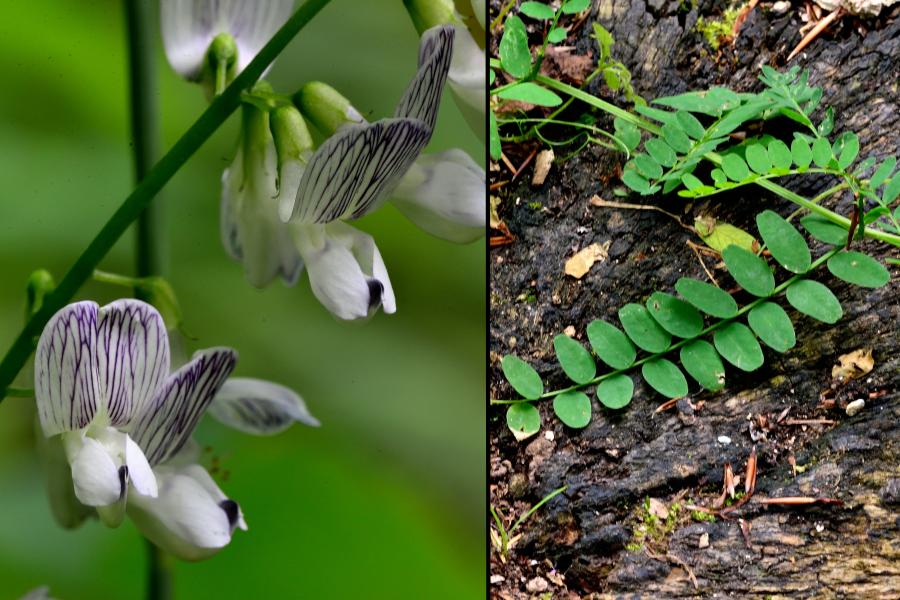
left=403, top=0, right=456, bottom=34
left=271, top=105, right=313, bottom=165
left=293, top=82, right=365, bottom=137
left=25, top=270, right=55, bottom=320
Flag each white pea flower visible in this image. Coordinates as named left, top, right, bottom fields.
left=34, top=299, right=247, bottom=560
left=161, top=0, right=294, bottom=93
left=402, top=0, right=486, bottom=139
left=290, top=26, right=485, bottom=245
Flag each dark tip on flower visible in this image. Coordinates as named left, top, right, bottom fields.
left=367, top=279, right=384, bottom=310
left=118, top=465, right=129, bottom=500
left=219, top=499, right=241, bottom=530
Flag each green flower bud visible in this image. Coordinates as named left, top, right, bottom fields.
left=403, top=0, right=456, bottom=34
left=293, top=82, right=364, bottom=137
left=137, top=276, right=184, bottom=334
left=271, top=105, right=313, bottom=166
left=25, top=269, right=55, bottom=320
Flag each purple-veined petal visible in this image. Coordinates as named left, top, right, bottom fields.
left=129, top=348, right=238, bottom=465
left=128, top=464, right=244, bottom=561
left=96, top=300, right=171, bottom=428
left=288, top=118, right=431, bottom=224
left=35, top=302, right=101, bottom=437
left=209, top=377, right=319, bottom=435
left=394, top=25, right=455, bottom=139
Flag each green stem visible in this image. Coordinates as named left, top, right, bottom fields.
left=491, top=247, right=842, bottom=404
left=93, top=269, right=142, bottom=288
left=0, top=0, right=332, bottom=400
left=5, top=387, right=33, bottom=398
left=489, top=0, right=516, bottom=32
left=125, top=3, right=172, bottom=598
left=146, top=541, right=173, bottom=600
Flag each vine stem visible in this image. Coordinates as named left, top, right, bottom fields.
left=533, top=75, right=900, bottom=247
left=123, top=2, right=172, bottom=598
left=0, top=0, right=333, bottom=401
left=490, top=246, right=842, bottom=404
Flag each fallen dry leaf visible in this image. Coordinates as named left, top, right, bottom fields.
left=564, top=241, right=610, bottom=279
left=532, top=149, right=554, bottom=186
left=489, top=196, right=503, bottom=230
left=832, top=348, right=874, bottom=382
left=541, top=46, right=594, bottom=85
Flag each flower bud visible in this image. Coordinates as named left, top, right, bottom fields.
left=25, top=269, right=55, bottom=320
left=402, top=0, right=456, bottom=35
left=293, top=82, right=365, bottom=137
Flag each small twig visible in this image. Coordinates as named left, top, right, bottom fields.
left=787, top=7, right=844, bottom=62
left=490, top=180, right=509, bottom=191
left=589, top=196, right=695, bottom=232
left=666, top=553, right=699, bottom=590
left=738, top=519, right=753, bottom=549
left=783, top=418, right=836, bottom=426
left=755, top=496, right=844, bottom=506
left=655, top=397, right=680, bottom=413
left=500, top=152, right=517, bottom=176
left=513, top=148, right=539, bottom=181
left=686, top=240, right=720, bottom=287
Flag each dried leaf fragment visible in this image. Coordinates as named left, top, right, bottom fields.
left=532, top=149, right=554, bottom=186
left=647, top=497, right=669, bottom=520
left=694, top=215, right=759, bottom=253
left=832, top=348, right=874, bottom=382
left=564, top=241, right=611, bottom=279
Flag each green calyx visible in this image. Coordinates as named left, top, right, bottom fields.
left=271, top=105, right=313, bottom=165
left=25, top=270, right=56, bottom=320
left=403, top=0, right=456, bottom=34
left=293, top=81, right=362, bottom=137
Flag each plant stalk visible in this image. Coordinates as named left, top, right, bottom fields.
left=0, top=0, right=333, bottom=401
left=124, top=2, right=173, bottom=598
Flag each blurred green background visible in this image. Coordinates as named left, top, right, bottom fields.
left=0, top=1, right=485, bottom=598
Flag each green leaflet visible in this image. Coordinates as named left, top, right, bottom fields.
left=827, top=252, right=890, bottom=288
left=721, top=153, right=751, bottom=181
left=615, top=118, right=642, bottom=152
left=553, top=391, right=592, bottom=428
left=680, top=340, right=725, bottom=391
left=676, top=111, right=705, bottom=139
left=642, top=358, right=688, bottom=398
left=713, top=322, right=764, bottom=372
left=646, top=291, right=704, bottom=338
left=497, top=82, right=562, bottom=106
left=801, top=215, right=847, bottom=246
left=489, top=112, right=501, bottom=160
left=597, top=374, right=634, bottom=409
left=501, top=355, right=544, bottom=399
left=869, top=156, right=896, bottom=190
left=748, top=302, right=796, bottom=353
left=722, top=245, right=775, bottom=297
left=745, top=143, right=771, bottom=175
left=519, top=1, right=556, bottom=19
left=499, top=15, right=531, bottom=79
left=756, top=210, right=811, bottom=273
left=586, top=320, right=636, bottom=370
left=645, top=138, right=677, bottom=167
left=553, top=334, right=596, bottom=384
left=786, top=279, right=842, bottom=324
left=675, top=278, right=739, bottom=318
left=661, top=122, right=692, bottom=154
left=811, top=137, right=833, bottom=168
left=767, top=139, right=793, bottom=171
left=507, top=403, right=541, bottom=441
left=619, top=303, right=671, bottom=353
left=791, top=136, right=812, bottom=169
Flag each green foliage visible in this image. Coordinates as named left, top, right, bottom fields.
left=498, top=15, right=531, bottom=79
left=496, top=82, right=562, bottom=106
left=592, top=24, right=644, bottom=108
left=694, top=7, right=741, bottom=51
left=499, top=212, right=891, bottom=439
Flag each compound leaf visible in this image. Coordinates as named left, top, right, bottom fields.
left=748, top=302, right=796, bottom=352
left=827, top=251, right=890, bottom=288
left=675, top=277, right=739, bottom=318
left=641, top=358, right=688, bottom=398
left=619, top=303, right=671, bottom=353
left=553, top=334, right=596, bottom=384
left=713, top=322, right=764, bottom=371
left=646, top=291, right=704, bottom=338
left=553, top=391, right=592, bottom=428
left=597, top=374, right=634, bottom=409
left=786, top=279, right=842, bottom=324
left=680, top=340, right=726, bottom=391
left=722, top=245, right=775, bottom=297
left=756, top=210, right=811, bottom=273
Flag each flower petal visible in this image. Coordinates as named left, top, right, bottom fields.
left=35, top=426, right=91, bottom=530
left=392, top=149, right=486, bottom=243
left=34, top=302, right=101, bottom=437
left=222, top=111, right=303, bottom=287
left=447, top=26, right=485, bottom=140
left=66, top=434, right=123, bottom=507
left=128, top=464, right=243, bottom=561
left=160, top=0, right=293, bottom=79
left=208, top=377, right=319, bottom=435
left=471, top=0, right=486, bottom=30
left=293, top=224, right=394, bottom=320
left=126, top=434, right=158, bottom=498
left=96, top=300, right=171, bottom=428
left=287, top=118, right=431, bottom=224
left=129, top=348, right=238, bottom=465
left=394, top=25, right=455, bottom=138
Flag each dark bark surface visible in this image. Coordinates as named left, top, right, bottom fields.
left=489, top=1, right=900, bottom=598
